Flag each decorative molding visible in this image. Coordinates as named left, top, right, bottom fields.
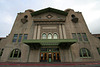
left=42, top=27, right=57, bottom=29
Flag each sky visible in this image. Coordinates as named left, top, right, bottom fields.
left=0, top=0, right=100, bottom=37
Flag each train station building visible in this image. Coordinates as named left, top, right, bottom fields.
left=0, top=7, right=100, bottom=62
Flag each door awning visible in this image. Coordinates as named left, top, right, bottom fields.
left=23, top=39, right=77, bottom=46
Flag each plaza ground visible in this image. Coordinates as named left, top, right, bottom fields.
left=0, top=62, right=100, bottom=67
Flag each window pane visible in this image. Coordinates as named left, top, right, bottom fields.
left=41, top=53, right=43, bottom=57
left=80, top=51, right=82, bottom=57
left=23, top=34, right=28, bottom=40
left=82, top=48, right=88, bottom=57
left=18, top=34, right=22, bottom=42
left=41, top=48, right=47, bottom=51
left=42, top=33, right=46, bottom=39
left=14, top=49, right=21, bottom=58
left=72, top=33, right=77, bottom=39
left=10, top=49, right=21, bottom=58
left=10, top=52, right=13, bottom=57
left=77, top=33, right=82, bottom=41
left=80, top=48, right=91, bottom=57
left=54, top=53, right=56, bottom=61
left=18, top=52, right=21, bottom=58
left=82, top=33, right=88, bottom=41
left=12, top=34, right=18, bottom=42
left=97, top=48, right=100, bottom=55
left=57, top=53, right=60, bottom=60
left=53, top=33, right=58, bottom=39
left=98, top=37, right=100, bottom=39
left=44, top=53, right=47, bottom=60
left=48, top=33, right=52, bottom=39
left=87, top=50, right=91, bottom=57
left=53, top=48, right=59, bottom=51
left=0, top=48, right=4, bottom=56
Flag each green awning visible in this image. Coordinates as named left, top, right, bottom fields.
left=23, top=39, right=77, bottom=49
left=23, top=39, right=77, bottom=45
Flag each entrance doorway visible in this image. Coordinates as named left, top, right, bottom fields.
left=40, top=48, right=61, bottom=62
left=48, top=53, right=52, bottom=62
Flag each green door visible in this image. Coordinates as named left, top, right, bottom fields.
left=48, top=53, right=52, bottom=62
left=49, top=58, right=51, bottom=62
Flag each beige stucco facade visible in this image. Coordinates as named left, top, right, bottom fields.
left=0, top=7, right=100, bottom=62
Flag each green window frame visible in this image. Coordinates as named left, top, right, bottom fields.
left=53, top=33, right=58, bottom=39
left=80, top=48, right=91, bottom=58
left=18, top=34, right=22, bottom=42
left=12, top=34, right=18, bottom=42
left=10, top=49, right=21, bottom=58
left=0, top=48, right=4, bottom=57
left=82, top=33, right=88, bottom=41
left=97, top=48, right=100, bottom=55
left=72, top=33, right=77, bottom=39
left=77, top=33, right=82, bottom=41
left=42, top=33, right=46, bottom=39
left=23, top=34, right=28, bottom=40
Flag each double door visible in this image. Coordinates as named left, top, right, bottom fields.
left=40, top=52, right=60, bottom=62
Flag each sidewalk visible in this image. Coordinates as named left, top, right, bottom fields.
left=0, top=62, right=100, bottom=67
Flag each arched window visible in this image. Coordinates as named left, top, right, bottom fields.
left=10, top=49, right=21, bottom=58
left=42, top=33, right=46, bottom=39
left=48, top=33, right=52, bottom=39
left=53, top=33, right=58, bottom=39
left=80, top=48, right=91, bottom=58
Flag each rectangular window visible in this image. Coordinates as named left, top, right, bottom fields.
left=41, top=48, right=47, bottom=51
left=53, top=48, right=59, bottom=51
left=18, top=34, right=22, bottom=42
left=82, top=33, right=88, bottom=41
left=97, top=48, right=100, bottom=55
left=72, top=33, right=77, bottom=39
left=23, top=34, right=28, bottom=40
left=77, top=33, right=82, bottom=41
left=12, top=34, right=18, bottom=42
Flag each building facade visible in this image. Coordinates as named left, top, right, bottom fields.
left=0, top=7, right=100, bottom=62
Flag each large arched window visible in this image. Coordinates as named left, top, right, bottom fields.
left=10, top=49, right=21, bottom=58
left=80, top=48, right=91, bottom=58
left=53, top=33, right=58, bottom=39
left=42, top=33, right=46, bottom=39
left=48, top=33, right=52, bottom=39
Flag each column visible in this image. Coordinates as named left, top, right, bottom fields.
left=59, top=25, right=63, bottom=39
left=37, top=25, right=40, bottom=39
left=33, top=25, right=37, bottom=39
left=62, top=25, right=67, bottom=39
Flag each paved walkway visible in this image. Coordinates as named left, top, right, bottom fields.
left=0, top=62, right=100, bottom=67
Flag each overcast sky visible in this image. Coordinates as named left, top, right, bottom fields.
left=0, top=0, right=100, bottom=37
